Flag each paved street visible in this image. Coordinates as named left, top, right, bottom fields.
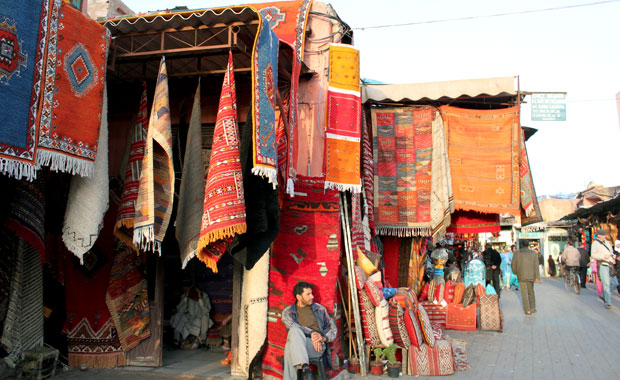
left=51, top=278, right=620, bottom=380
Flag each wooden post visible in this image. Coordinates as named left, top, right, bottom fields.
left=230, top=259, right=243, bottom=375
left=340, top=194, right=367, bottom=375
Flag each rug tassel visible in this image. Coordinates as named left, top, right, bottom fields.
left=36, top=149, right=95, bottom=178
left=251, top=166, right=278, bottom=189
left=0, top=157, right=37, bottom=181
left=286, top=178, right=295, bottom=197
left=376, top=226, right=431, bottom=237
left=324, top=181, right=362, bottom=194
left=197, top=224, right=247, bottom=250
left=197, top=250, right=219, bottom=273
left=133, top=226, right=155, bottom=253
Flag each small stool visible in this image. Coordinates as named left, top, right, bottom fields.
left=309, top=357, right=327, bottom=380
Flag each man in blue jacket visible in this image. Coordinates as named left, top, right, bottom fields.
left=281, top=281, right=337, bottom=380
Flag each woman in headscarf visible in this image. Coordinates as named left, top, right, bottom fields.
left=500, top=246, right=513, bottom=290
left=547, top=253, right=557, bottom=277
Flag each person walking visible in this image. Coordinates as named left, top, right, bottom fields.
left=512, top=246, right=540, bottom=315
left=483, top=243, right=502, bottom=296
left=547, top=254, right=557, bottom=277
left=578, top=244, right=590, bottom=288
left=500, top=246, right=513, bottom=290
left=590, top=230, right=616, bottom=309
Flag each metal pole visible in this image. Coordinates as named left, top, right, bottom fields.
left=340, top=194, right=367, bottom=375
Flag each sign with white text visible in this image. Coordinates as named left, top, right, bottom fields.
left=531, top=93, right=566, bottom=121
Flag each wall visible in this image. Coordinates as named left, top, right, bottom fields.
left=87, top=0, right=134, bottom=19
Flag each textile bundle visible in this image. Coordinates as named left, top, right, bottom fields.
left=0, top=0, right=50, bottom=181
left=371, top=107, right=435, bottom=237
left=254, top=0, right=313, bottom=194
left=176, top=81, right=205, bottom=268
left=133, top=57, right=174, bottom=254
left=446, top=210, right=500, bottom=234
left=62, top=86, right=109, bottom=262
left=263, top=176, right=341, bottom=379
left=115, top=83, right=148, bottom=248
left=519, top=128, right=543, bottom=226
left=105, top=245, right=150, bottom=352
left=430, top=108, right=453, bottom=241
left=250, top=16, right=280, bottom=187
left=1, top=235, right=44, bottom=368
left=237, top=251, right=269, bottom=376
left=64, top=195, right=125, bottom=368
left=361, top=110, right=376, bottom=236
left=197, top=52, right=246, bottom=273
left=324, top=43, right=362, bottom=193
left=441, top=105, right=520, bottom=216
left=229, top=110, right=280, bottom=271
left=4, top=176, right=46, bottom=258
left=37, top=1, right=110, bottom=177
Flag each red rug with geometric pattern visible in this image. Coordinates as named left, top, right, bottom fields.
left=262, top=176, right=341, bottom=379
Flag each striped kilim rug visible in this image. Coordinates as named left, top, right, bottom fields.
left=133, top=57, right=174, bottom=254
left=197, top=52, right=246, bottom=273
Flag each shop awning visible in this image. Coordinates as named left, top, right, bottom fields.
left=560, top=195, right=620, bottom=221
left=362, top=76, right=517, bottom=103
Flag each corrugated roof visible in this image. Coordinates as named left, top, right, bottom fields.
left=103, top=6, right=259, bottom=36
left=362, top=76, right=517, bottom=103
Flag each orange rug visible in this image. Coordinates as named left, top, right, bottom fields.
left=440, top=106, right=520, bottom=216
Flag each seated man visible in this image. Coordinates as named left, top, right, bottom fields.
left=281, top=281, right=337, bottom=380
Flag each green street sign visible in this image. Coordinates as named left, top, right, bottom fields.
left=531, top=93, right=566, bottom=121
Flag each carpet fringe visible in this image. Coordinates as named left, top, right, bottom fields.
left=197, top=250, right=219, bottom=273
left=286, top=178, right=295, bottom=197
left=0, top=158, right=37, bottom=181
left=68, top=352, right=126, bottom=369
left=133, top=226, right=161, bottom=254
left=198, top=224, right=247, bottom=250
left=251, top=165, right=278, bottom=189
left=36, top=149, right=94, bottom=177
left=324, top=181, right=362, bottom=194
left=376, top=226, right=431, bottom=237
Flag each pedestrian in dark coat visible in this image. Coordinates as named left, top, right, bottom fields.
left=483, top=243, right=502, bottom=296
left=578, top=246, right=589, bottom=288
left=512, top=247, right=540, bottom=315
left=547, top=254, right=557, bottom=277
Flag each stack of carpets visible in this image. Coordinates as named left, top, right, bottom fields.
left=263, top=176, right=342, bottom=379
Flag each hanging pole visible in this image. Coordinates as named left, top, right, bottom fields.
left=340, top=193, right=367, bottom=375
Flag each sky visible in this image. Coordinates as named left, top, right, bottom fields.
left=122, top=0, right=620, bottom=196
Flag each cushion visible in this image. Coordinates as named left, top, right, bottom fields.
left=368, top=271, right=383, bottom=288
left=436, top=281, right=445, bottom=303
left=392, top=290, right=414, bottom=310
left=420, top=301, right=447, bottom=329
left=452, top=282, right=465, bottom=304
left=416, top=303, right=436, bottom=347
left=446, top=303, right=477, bottom=331
left=382, top=287, right=396, bottom=299
left=479, top=294, right=502, bottom=332
left=357, top=247, right=377, bottom=276
left=388, top=299, right=410, bottom=348
left=354, top=265, right=366, bottom=290
left=432, top=324, right=444, bottom=341
left=485, top=284, right=497, bottom=295
left=418, top=282, right=429, bottom=302
left=359, top=291, right=381, bottom=347
left=365, top=278, right=384, bottom=307
left=475, top=283, right=486, bottom=298
left=444, top=281, right=456, bottom=303
left=375, top=299, right=394, bottom=347
left=408, top=339, right=455, bottom=376
left=403, top=307, right=423, bottom=348
left=462, top=284, right=475, bottom=307
left=427, top=280, right=437, bottom=302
